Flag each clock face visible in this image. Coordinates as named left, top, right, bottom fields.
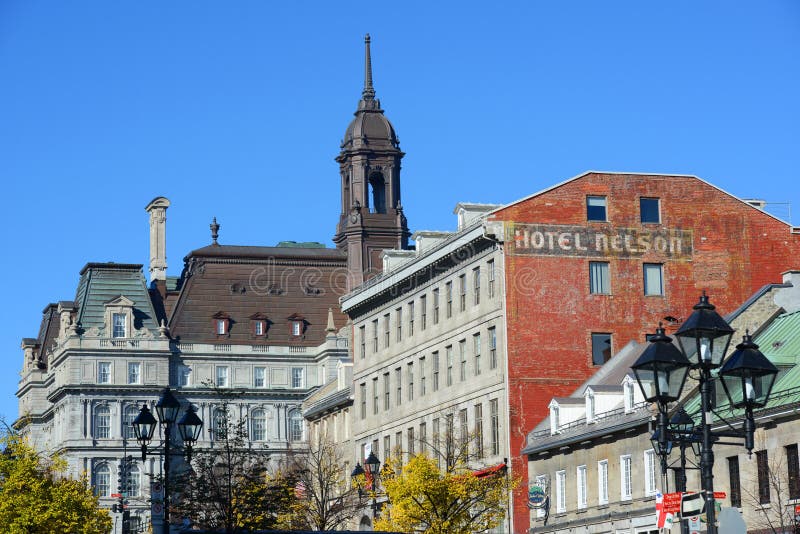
left=350, top=212, right=360, bottom=224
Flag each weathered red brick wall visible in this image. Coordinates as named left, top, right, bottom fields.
left=489, top=172, right=800, bottom=533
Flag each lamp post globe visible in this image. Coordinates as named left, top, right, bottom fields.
left=674, top=293, right=735, bottom=368
left=365, top=452, right=381, bottom=477
left=631, top=327, right=691, bottom=405
left=132, top=404, right=157, bottom=445
left=719, top=334, right=779, bottom=410
left=155, top=387, right=181, bottom=425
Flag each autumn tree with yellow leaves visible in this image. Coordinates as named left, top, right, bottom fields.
left=373, top=412, right=518, bottom=534
left=0, top=431, right=112, bottom=534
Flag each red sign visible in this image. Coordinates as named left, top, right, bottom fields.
left=662, top=492, right=682, bottom=514
left=713, top=491, right=727, bottom=499
left=110, top=493, right=121, bottom=498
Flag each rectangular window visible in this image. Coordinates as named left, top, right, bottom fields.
left=113, top=313, right=126, bottom=338
left=589, top=261, right=610, bottom=294
left=407, top=427, right=415, bottom=456
left=407, top=362, right=414, bottom=401
left=644, top=449, right=657, bottom=496
left=587, top=195, right=607, bottom=221
left=598, top=460, right=609, bottom=505
left=433, top=288, right=440, bottom=324
left=419, top=356, right=426, bottom=396
left=395, top=431, right=403, bottom=457
left=359, top=383, right=367, bottom=419
left=372, top=319, right=379, bottom=352
left=408, top=301, right=415, bottom=336
left=383, top=373, right=390, bottom=411
left=577, top=465, right=587, bottom=509
left=621, top=454, right=632, bottom=500
left=254, top=367, right=266, bottom=388
left=216, top=319, right=226, bottom=335
left=644, top=263, right=664, bottom=296
left=728, top=456, right=741, bottom=508
left=487, top=259, right=495, bottom=298
left=446, top=345, right=454, bottom=386
left=787, top=444, right=800, bottom=499
left=395, top=368, right=402, bottom=405
left=179, top=365, right=191, bottom=387
left=420, top=295, right=427, bottom=331
left=473, top=333, right=482, bottom=375
left=591, top=333, right=612, bottom=365
left=419, top=422, right=427, bottom=454
left=127, top=362, right=141, bottom=385
left=757, top=450, right=770, bottom=504
left=359, top=325, right=366, bottom=359
left=384, top=314, right=390, bottom=348
left=446, top=282, right=453, bottom=318
left=459, top=409, right=468, bottom=448
left=432, top=351, right=440, bottom=391
left=97, top=362, right=111, bottom=384
left=384, top=436, right=391, bottom=459
left=490, top=398, right=499, bottom=456
left=432, top=418, right=440, bottom=466
left=536, top=474, right=547, bottom=518
left=473, top=267, right=481, bottom=306
left=489, top=327, right=497, bottom=370
left=396, top=308, right=403, bottom=342
left=254, top=320, right=264, bottom=336
left=459, top=339, right=467, bottom=381
left=640, top=197, right=660, bottom=223
left=372, top=377, right=379, bottom=415
left=556, top=470, right=567, bottom=513
left=216, top=365, right=229, bottom=388
left=459, top=274, right=467, bottom=312
left=291, top=367, right=304, bottom=388
left=474, top=403, right=484, bottom=459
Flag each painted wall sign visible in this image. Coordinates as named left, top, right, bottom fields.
left=507, top=222, right=693, bottom=260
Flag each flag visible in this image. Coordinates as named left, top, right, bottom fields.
left=655, top=491, right=675, bottom=528
left=681, top=492, right=704, bottom=517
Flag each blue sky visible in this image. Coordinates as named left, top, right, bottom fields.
left=1, top=1, right=798, bottom=422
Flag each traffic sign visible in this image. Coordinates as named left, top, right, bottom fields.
left=110, top=493, right=121, bottom=498
left=713, top=491, right=727, bottom=499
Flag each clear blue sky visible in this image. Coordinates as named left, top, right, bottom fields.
left=2, top=1, right=798, bottom=422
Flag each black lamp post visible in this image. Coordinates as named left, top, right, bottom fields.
left=633, top=293, right=779, bottom=534
left=364, top=452, right=381, bottom=516
left=132, top=387, right=203, bottom=534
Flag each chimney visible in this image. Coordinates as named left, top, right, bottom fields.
left=145, top=197, right=170, bottom=283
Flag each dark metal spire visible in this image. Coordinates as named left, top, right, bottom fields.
left=210, top=217, right=220, bottom=245
left=362, top=34, right=375, bottom=100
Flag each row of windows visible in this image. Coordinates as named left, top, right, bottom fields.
left=97, top=361, right=142, bottom=385
left=213, top=314, right=305, bottom=338
left=92, top=462, right=142, bottom=497
left=91, top=403, right=305, bottom=443
left=98, top=363, right=306, bottom=389
left=360, top=398, right=502, bottom=464
left=359, top=328, right=498, bottom=418
left=586, top=196, right=661, bottom=224
left=589, top=262, right=664, bottom=296
left=358, top=259, right=497, bottom=358
left=545, top=450, right=656, bottom=515
left=729, top=444, right=800, bottom=508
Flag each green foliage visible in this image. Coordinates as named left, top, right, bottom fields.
left=0, top=433, right=112, bottom=534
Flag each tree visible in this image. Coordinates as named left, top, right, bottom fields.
left=276, top=434, right=364, bottom=531
left=373, top=411, right=518, bottom=534
left=741, top=448, right=799, bottom=534
left=171, top=388, right=292, bottom=533
left=0, top=432, right=112, bottom=534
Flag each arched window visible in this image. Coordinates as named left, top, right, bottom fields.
left=94, top=463, right=111, bottom=497
left=368, top=172, right=386, bottom=214
left=94, top=405, right=111, bottom=439
left=126, top=463, right=141, bottom=497
left=251, top=409, right=267, bottom=441
left=122, top=405, right=139, bottom=440
left=289, top=410, right=304, bottom=442
left=213, top=408, right=228, bottom=440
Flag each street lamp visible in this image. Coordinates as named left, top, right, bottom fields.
left=352, top=453, right=382, bottom=518
left=632, top=294, right=778, bottom=534
left=132, top=388, right=203, bottom=534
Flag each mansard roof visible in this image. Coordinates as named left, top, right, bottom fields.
left=74, top=263, right=160, bottom=332
left=168, top=244, right=348, bottom=345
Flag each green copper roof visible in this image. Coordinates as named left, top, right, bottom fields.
left=754, top=309, right=800, bottom=367
left=74, top=263, right=160, bottom=333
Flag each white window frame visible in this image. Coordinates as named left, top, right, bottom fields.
left=589, top=261, right=610, bottom=294
left=216, top=366, right=229, bottom=388
left=127, top=362, right=141, bottom=385
left=97, top=362, right=111, bottom=384
left=556, top=470, right=567, bottom=513
left=577, top=465, right=587, bottom=509
left=250, top=408, right=267, bottom=441
left=535, top=474, right=547, bottom=518
left=179, top=365, right=192, bottom=387
left=644, top=449, right=657, bottom=496
left=623, top=378, right=635, bottom=412
left=94, top=405, right=111, bottom=439
left=112, top=312, right=127, bottom=338
left=94, top=463, right=111, bottom=497
left=643, top=263, right=664, bottom=296
left=621, top=454, right=632, bottom=500
left=598, top=459, right=609, bottom=505
left=254, top=366, right=266, bottom=388
left=291, top=367, right=304, bottom=388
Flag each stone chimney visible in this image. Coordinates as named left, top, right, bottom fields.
left=145, top=197, right=170, bottom=283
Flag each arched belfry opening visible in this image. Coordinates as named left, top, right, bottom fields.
left=368, top=172, right=386, bottom=214
left=333, top=34, right=411, bottom=290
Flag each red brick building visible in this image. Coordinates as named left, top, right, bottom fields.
left=487, top=171, right=800, bottom=531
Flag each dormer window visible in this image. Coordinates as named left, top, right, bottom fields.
left=287, top=313, right=305, bottom=338
left=292, top=321, right=301, bottom=336
left=250, top=313, right=269, bottom=338
left=212, top=312, right=231, bottom=337
left=103, top=295, right=135, bottom=339
left=255, top=321, right=265, bottom=336
left=623, top=378, right=636, bottom=412
left=112, top=313, right=127, bottom=338
left=586, top=392, right=595, bottom=423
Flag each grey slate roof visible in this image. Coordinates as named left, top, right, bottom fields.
left=74, top=263, right=160, bottom=332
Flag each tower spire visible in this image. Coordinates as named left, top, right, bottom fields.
left=362, top=33, right=375, bottom=100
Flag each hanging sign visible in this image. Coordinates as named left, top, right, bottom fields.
left=528, top=485, right=546, bottom=508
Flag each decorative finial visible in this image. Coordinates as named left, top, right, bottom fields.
left=326, top=307, right=336, bottom=333
left=362, top=33, right=375, bottom=100
left=210, top=217, right=220, bottom=245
